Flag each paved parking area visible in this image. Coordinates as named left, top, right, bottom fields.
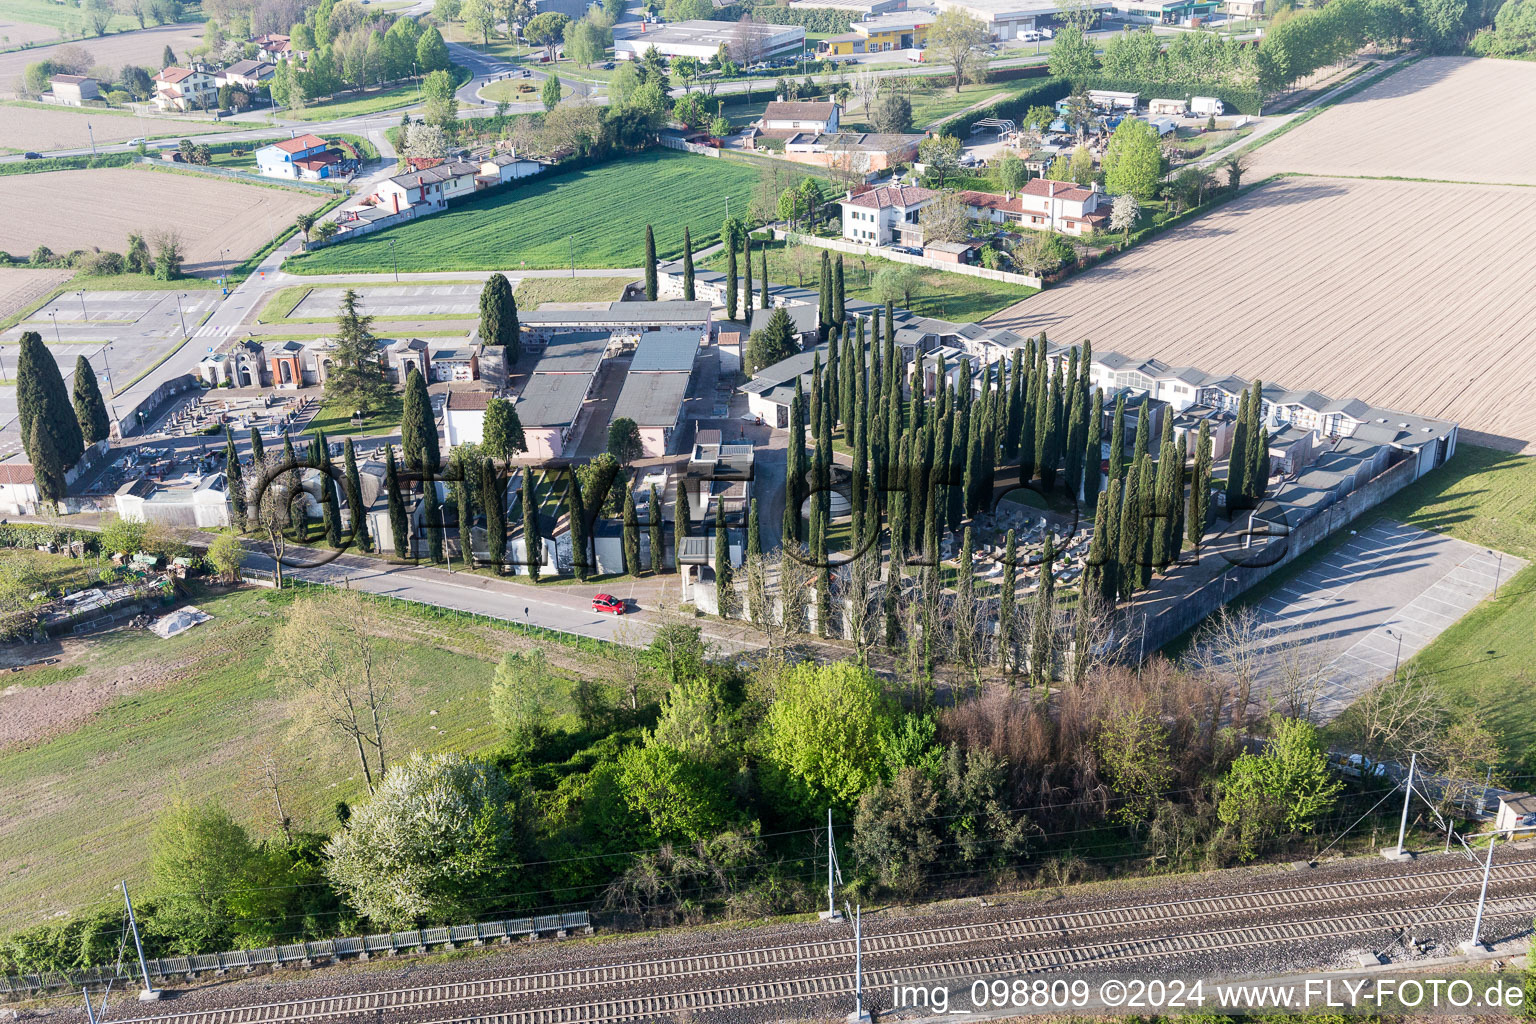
left=291, top=284, right=482, bottom=319
left=1248, top=520, right=1525, bottom=717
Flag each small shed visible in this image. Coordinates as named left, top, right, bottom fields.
left=1495, top=793, right=1536, bottom=832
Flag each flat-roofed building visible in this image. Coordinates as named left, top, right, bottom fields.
left=613, top=19, right=805, bottom=61
left=613, top=371, right=693, bottom=457
left=516, top=373, right=594, bottom=460
left=928, top=0, right=1110, bottom=38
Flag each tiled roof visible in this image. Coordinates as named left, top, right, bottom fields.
left=274, top=133, right=329, bottom=154
left=155, top=66, right=197, bottom=83
left=0, top=462, right=36, bottom=485
left=446, top=391, right=495, bottom=411
left=762, top=100, right=838, bottom=122
left=1020, top=177, right=1098, bottom=203
left=843, top=184, right=936, bottom=210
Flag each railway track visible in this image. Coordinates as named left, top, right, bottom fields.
left=106, top=859, right=1536, bottom=1024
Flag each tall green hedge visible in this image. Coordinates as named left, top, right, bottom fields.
left=744, top=3, right=855, bottom=33
left=1067, top=75, right=1265, bottom=115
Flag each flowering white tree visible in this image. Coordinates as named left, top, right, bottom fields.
left=1110, top=192, right=1141, bottom=243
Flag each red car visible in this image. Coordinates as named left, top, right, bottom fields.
left=592, top=593, right=625, bottom=615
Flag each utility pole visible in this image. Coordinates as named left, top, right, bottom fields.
left=121, top=881, right=160, bottom=1001
left=1383, top=752, right=1416, bottom=862
left=846, top=904, right=870, bottom=1023
left=82, top=988, right=98, bottom=1024
left=820, top=808, right=843, bottom=920
left=1461, top=831, right=1499, bottom=954
left=87, top=121, right=97, bottom=157
left=176, top=292, right=188, bottom=337
left=569, top=234, right=575, bottom=278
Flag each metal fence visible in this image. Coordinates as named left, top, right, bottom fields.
left=1, top=912, right=591, bottom=998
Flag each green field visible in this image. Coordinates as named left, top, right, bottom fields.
left=2, top=0, right=126, bottom=34
left=706, top=239, right=1036, bottom=323
left=287, top=80, right=423, bottom=121
left=0, top=584, right=597, bottom=932
left=284, top=150, right=765, bottom=275
left=514, top=275, right=632, bottom=308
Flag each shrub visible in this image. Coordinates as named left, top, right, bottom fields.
left=29, top=245, right=56, bottom=267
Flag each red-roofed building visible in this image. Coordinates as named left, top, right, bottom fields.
left=252, top=33, right=293, bottom=60
left=959, top=179, right=1110, bottom=236
left=840, top=183, right=937, bottom=246
left=0, top=460, right=40, bottom=516
left=152, top=65, right=215, bottom=111
left=257, top=134, right=348, bottom=180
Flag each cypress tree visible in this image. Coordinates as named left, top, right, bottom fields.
left=224, top=429, right=246, bottom=532
left=249, top=427, right=266, bottom=465
left=1108, top=392, right=1126, bottom=484
left=623, top=485, right=641, bottom=576
left=833, top=254, right=846, bottom=326
left=1171, top=433, right=1188, bottom=565
left=760, top=243, right=769, bottom=310
left=1116, top=468, right=1139, bottom=604
left=818, top=250, right=832, bottom=338
left=1152, top=441, right=1179, bottom=570
left=725, top=238, right=738, bottom=322
left=650, top=483, right=665, bottom=573
left=558, top=470, right=582, bottom=579
left=73, top=356, right=110, bottom=447
left=1189, top=420, right=1212, bottom=555
left=16, top=331, right=84, bottom=477
left=477, top=273, right=518, bottom=355
left=1227, top=389, right=1250, bottom=513
left=1029, top=532, right=1055, bottom=689
left=521, top=468, right=539, bottom=580
left=1064, top=370, right=1086, bottom=498
left=1005, top=349, right=1024, bottom=458
left=785, top=380, right=805, bottom=543
left=674, top=479, right=691, bottom=579
left=281, top=432, right=302, bottom=539
left=743, top=235, right=753, bottom=318
left=681, top=227, right=695, bottom=301
left=643, top=224, right=657, bottom=301
left=999, top=528, right=1017, bottom=673
left=1083, top=491, right=1109, bottom=604
left=714, top=508, right=736, bottom=616
left=1032, top=361, right=1052, bottom=487
left=400, top=366, right=438, bottom=471
left=451, top=455, right=473, bottom=558
left=506, top=288, right=521, bottom=364
left=344, top=437, right=370, bottom=551
left=1084, top=387, right=1103, bottom=509
left=840, top=332, right=856, bottom=444
left=26, top=418, right=67, bottom=506
left=385, top=446, right=409, bottom=558
left=814, top=499, right=829, bottom=638
left=810, top=352, right=823, bottom=440
left=1043, top=359, right=1064, bottom=491
left=1136, top=454, right=1156, bottom=589
left=1131, top=399, right=1149, bottom=462
left=483, top=458, right=506, bottom=571
left=426, top=477, right=446, bottom=564
left=1100, top=477, right=1123, bottom=606
left=1248, top=382, right=1269, bottom=503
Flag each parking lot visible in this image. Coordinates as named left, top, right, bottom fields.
left=289, top=284, right=484, bottom=320
left=1247, top=520, right=1524, bottom=718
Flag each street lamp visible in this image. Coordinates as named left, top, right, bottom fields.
left=47, top=309, right=61, bottom=343
left=98, top=343, right=115, bottom=394
left=87, top=121, right=96, bottom=157
left=77, top=290, right=87, bottom=320
left=569, top=234, right=575, bottom=278
left=175, top=293, right=188, bottom=337
left=1489, top=549, right=1504, bottom=597
left=1385, top=627, right=1403, bottom=681
left=387, top=239, right=398, bottom=282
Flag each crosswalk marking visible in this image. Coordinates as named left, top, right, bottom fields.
left=193, top=323, right=237, bottom=339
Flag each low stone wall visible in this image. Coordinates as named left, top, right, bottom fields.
left=776, top=230, right=1043, bottom=289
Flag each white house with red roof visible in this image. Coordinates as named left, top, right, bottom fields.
left=957, top=179, right=1111, bottom=236
left=840, top=183, right=937, bottom=246
left=256, top=134, right=341, bottom=179
left=0, top=460, right=40, bottom=517
left=152, top=65, right=216, bottom=111
left=252, top=33, right=293, bottom=60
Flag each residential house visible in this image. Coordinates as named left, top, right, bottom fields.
left=374, top=160, right=480, bottom=215
left=217, top=59, right=276, bottom=93
left=819, top=9, right=937, bottom=53
left=840, top=183, right=937, bottom=245
left=51, top=74, right=100, bottom=105
left=0, top=461, right=40, bottom=516
left=780, top=131, right=924, bottom=174
left=152, top=66, right=216, bottom=111
left=958, top=179, right=1111, bottom=236
left=252, top=33, right=293, bottom=60
left=256, top=134, right=338, bottom=179
left=760, top=100, right=841, bottom=136
left=473, top=148, right=546, bottom=187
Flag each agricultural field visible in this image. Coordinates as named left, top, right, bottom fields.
left=985, top=176, right=1536, bottom=451
left=0, top=23, right=208, bottom=97
left=0, top=266, right=72, bottom=322
left=0, top=103, right=230, bottom=152
left=0, top=584, right=604, bottom=932
left=708, top=239, right=1037, bottom=323
left=0, top=18, right=60, bottom=49
left=285, top=151, right=764, bottom=275
left=1249, top=57, right=1536, bottom=186
left=0, top=166, right=326, bottom=277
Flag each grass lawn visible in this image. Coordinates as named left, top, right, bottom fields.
left=0, top=584, right=606, bottom=932
left=2, top=0, right=130, bottom=33
left=481, top=78, right=546, bottom=103
left=841, top=82, right=1004, bottom=133
left=284, top=150, right=765, bottom=275
left=706, top=239, right=1036, bottom=323
left=514, top=275, right=633, bottom=308
left=287, top=80, right=423, bottom=121
left=256, top=285, right=311, bottom=322
left=307, top=392, right=404, bottom=438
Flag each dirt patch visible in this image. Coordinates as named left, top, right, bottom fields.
left=0, top=634, right=209, bottom=750
left=0, top=20, right=60, bottom=49
left=0, top=265, right=72, bottom=320
left=0, top=104, right=231, bottom=151
left=1251, top=56, right=1536, bottom=185
left=0, top=23, right=207, bottom=98
left=0, top=166, right=326, bottom=275
left=986, top=176, right=1536, bottom=452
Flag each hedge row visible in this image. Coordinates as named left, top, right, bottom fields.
left=741, top=3, right=855, bottom=33
left=0, top=152, right=137, bottom=177
left=1067, top=74, right=1266, bottom=115
left=962, top=76, right=1074, bottom=129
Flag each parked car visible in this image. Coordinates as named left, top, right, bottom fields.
left=890, top=244, right=923, bottom=256
left=602, top=60, right=615, bottom=69
left=22, top=152, right=41, bottom=160
left=592, top=593, right=625, bottom=615
left=128, top=137, right=146, bottom=145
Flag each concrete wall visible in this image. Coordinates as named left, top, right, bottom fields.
left=1142, top=455, right=1420, bottom=655
left=777, top=229, right=1044, bottom=288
